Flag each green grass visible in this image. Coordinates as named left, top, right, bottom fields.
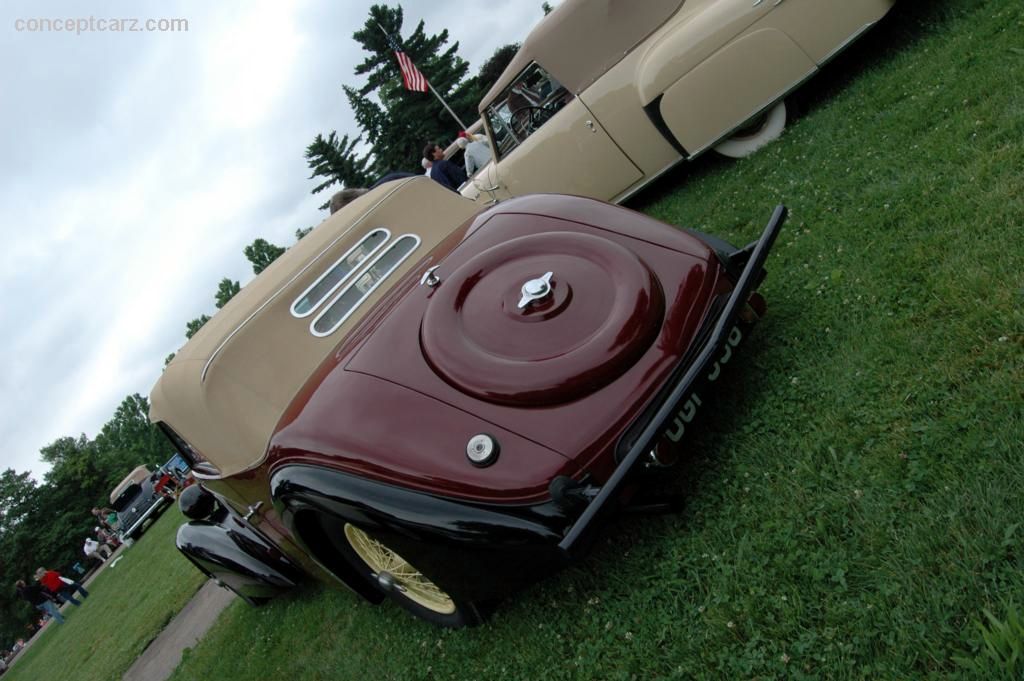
left=3, top=507, right=206, bottom=681
left=164, top=2, right=1024, bottom=679
left=18, top=1, right=1024, bottom=679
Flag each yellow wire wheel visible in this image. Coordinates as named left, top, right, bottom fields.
left=343, top=523, right=456, bottom=615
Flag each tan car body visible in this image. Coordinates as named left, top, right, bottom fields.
left=150, top=179, right=478, bottom=480
left=461, top=0, right=894, bottom=205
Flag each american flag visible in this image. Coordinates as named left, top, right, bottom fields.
left=384, top=31, right=428, bottom=93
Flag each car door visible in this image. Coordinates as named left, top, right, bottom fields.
left=496, top=98, right=643, bottom=201
left=479, top=63, right=643, bottom=203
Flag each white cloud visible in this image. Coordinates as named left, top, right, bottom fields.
left=0, top=1, right=545, bottom=480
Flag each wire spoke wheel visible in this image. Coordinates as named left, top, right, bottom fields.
left=344, top=524, right=456, bottom=615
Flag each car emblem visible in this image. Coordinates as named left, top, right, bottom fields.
left=517, top=271, right=554, bottom=309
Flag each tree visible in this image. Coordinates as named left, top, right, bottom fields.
left=476, top=43, right=520, bottom=96
left=215, top=278, right=241, bottom=309
left=93, top=394, right=168, bottom=482
left=341, top=4, right=479, bottom=176
left=295, top=226, right=313, bottom=240
left=0, top=469, right=36, bottom=535
left=542, top=2, right=554, bottom=15
left=185, top=315, right=211, bottom=339
left=305, top=132, right=373, bottom=208
left=244, top=238, right=286, bottom=275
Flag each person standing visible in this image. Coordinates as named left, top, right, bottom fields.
left=422, top=142, right=467, bottom=191
left=36, top=567, right=89, bottom=606
left=15, top=580, right=64, bottom=624
left=92, top=507, right=117, bottom=532
left=456, top=134, right=492, bottom=176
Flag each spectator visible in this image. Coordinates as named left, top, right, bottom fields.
left=15, top=579, right=64, bottom=624
left=35, top=567, right=89, bottom=607
left=329, top=188, right=370, bottom=215
left=422, top=142, right=467, bottom=192
left=96, top=526, right=121, bottom=548
left=328, top=172, right=420, bottom=216
left=92, top=507, right=117, bottom=531
left=84, top=536, right=113, bottom=562
left=456, top=135, right=492, bottom=176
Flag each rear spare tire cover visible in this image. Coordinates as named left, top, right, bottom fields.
left=421, top=231, right=664, bottom=406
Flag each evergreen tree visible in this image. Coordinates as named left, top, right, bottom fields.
left=476, top=43, right=521, bottom=96
left=305, top=132, right=373, bottom=208
left=342, top=4, right=478, bottom=176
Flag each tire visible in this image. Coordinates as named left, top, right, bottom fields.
left=713, top=101, right=787, bottom=159
left=338, top=523, right=485, bottom=628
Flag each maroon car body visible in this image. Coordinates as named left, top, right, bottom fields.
left=154, top=179, right=784, bottom=626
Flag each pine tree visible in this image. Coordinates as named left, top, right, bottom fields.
left=342, top=4, right=479, bottom=176
left=305, top=132, right=373, bottom=209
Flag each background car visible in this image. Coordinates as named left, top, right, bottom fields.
left=461, top=0, right=895, bottom=205
left=109, top=465, right=172, bottom=541
left=152, top=178, right=785, bottom=626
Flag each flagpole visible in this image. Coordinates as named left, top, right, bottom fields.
left=375, top=22, right=470, bottom=132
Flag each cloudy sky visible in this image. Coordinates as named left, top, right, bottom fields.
left=0, top=1, right=547, bottom=481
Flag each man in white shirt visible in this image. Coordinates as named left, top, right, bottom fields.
left=457, top=134, right=492, bottom=176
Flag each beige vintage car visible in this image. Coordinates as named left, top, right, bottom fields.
left=461, top=0, right=894, bottom=205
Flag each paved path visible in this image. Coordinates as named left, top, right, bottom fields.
left=7, top=544, right=236, bottom=681
left=122, top=579, right=235, bottom=681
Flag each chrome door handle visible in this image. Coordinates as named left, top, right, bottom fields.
left=585, top=120, right=596, bottom=133
left=420, top=266, right=441, bottom=288
left=243, top=501, right=263, bottom=521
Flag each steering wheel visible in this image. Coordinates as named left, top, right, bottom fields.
left=509, top=105, right=554, bottom=137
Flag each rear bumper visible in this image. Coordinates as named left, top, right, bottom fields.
left=558, top=205, right=786, bottom=557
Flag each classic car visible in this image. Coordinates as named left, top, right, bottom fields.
left=109, top=465, right=173, bottom=540
left=460, top=0, right=894, bottom=205
left=151, top=177, right=785, bottom=626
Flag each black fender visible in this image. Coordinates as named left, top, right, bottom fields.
left=176, top=508, right=302, bottom=605
left=270, top=464, right=574, bottom=603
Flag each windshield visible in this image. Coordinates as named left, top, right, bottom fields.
left=112, top=483, right=143, bottom=512
left=484, top=63, right=572, bottom=161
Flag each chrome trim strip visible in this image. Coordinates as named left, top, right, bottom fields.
left=289, top=228, right=391, bottom=319
left=309, top=234, right=422, bottom=338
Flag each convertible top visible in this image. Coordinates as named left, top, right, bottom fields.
left=150, top=178, right=478, bottom=477
left=480, top=0, right=684, bottom=106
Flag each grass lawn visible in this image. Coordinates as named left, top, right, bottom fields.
left=19, top=0, right=1022, bottom=679
left=164, top=1, right=1023, bottom=679
left=4, top=506, right=206, bottom=681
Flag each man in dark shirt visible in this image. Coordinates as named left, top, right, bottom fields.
left=15, top=579, right=64, bottom=624
left=422, top=142, right=467, bottom=192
